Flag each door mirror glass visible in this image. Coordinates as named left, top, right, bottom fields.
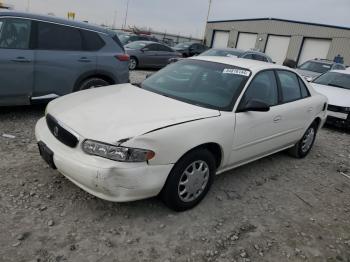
left=240, top=99, right=270, bottom=112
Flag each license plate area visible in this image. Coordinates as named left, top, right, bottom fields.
left=38, top=141, right=57, bottom=169
left=327, top=110, right=348, bottom=120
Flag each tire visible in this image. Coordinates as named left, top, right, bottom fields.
left=129, top=57, right=138, bottom=70
left=288, top=122, right=318, bottom=158
left=161, top=149, right=216, bottom=211
left=77, top=78, right=109, bottom=91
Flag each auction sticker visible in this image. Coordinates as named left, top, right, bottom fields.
left=223, top=68, right=250, bottom=76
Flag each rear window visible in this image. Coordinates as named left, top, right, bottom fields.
left=298, top=61, right=331, bottom=74
left=37, top=22, right=82, bottom=51
left=81, top=30, right=105, bottom=51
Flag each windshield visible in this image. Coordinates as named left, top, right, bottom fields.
left=119, top=34, right=132, bottom=45
left=200, top=49, right=241, bottom=57
left=298, top=61, right=332, bottom=73
left=141, top=60, right=251, bottom=111
left=174, top=43, right=190, bottom=49
left=313, top=72, right=350, bottom=90
left=125, top=41, right=147, bottom=49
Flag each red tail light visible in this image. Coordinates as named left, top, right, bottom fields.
left=115, top=54, right=130, bottom=61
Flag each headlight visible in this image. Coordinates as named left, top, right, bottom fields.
left=82, top=140, right=155, bottom=162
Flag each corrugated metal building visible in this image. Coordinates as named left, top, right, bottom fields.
left=205, top=18, right=350, bottom=66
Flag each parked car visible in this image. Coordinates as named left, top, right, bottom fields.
left=125, top=41, right=182, bottom=70
left=173, top=42, right=208, bottom=57
left=296, top=59, right=346, bottom=82
left=36, top=57, right=327, bottom=211
left=0, top=11, right=129, bottom=106
left=119, top=33, right=158, bottom=46
left=169, top=48, right=273, bottom=64
left=311, top=70, right=350, bottom=129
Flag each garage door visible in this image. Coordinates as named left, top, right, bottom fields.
left=212, top=31, right=229, bottom=48
left=265, top=35, right=290, bottom=64
left=236, top=33, right=257, bottom=50
left=298, top=38, right=331, bottom=65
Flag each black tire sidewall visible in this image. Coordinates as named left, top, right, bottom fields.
left=78, top=78, right=109, bottom=91
left=297, top=124, right=317, bottom=158
left=129, top=57, right=137, bottom=70
left=161, top=149, right=216, bottom=211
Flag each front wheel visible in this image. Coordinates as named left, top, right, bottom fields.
left=161, top=149, right=216, bottom=211
left=77, top=78, right=109, bottom=91
left=129, top=57, right=138, bottom=70
left=288, top=123, right=317, bottom=158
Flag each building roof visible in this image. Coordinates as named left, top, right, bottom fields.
left=208, top=17, right=350, bottom=31
left=0, top=11, right=111, bottom=34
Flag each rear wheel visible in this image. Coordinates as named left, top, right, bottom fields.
left=129, top=57, right=138, bottom=70
left=288, top=122, right=317, bottom=158
left=161, top=149, right=216, bottom=211
left=77, top=78, right=109, bottom=91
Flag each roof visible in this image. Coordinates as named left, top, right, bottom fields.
left=190, top=56, right=286, bottom=72
left=208, top=17, right=350, bottom=31
left=0, top=11, right=110, bottom=34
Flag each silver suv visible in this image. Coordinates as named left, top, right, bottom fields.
left=0, top=11, right=129, bottom=106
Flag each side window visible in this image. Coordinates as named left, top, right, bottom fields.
left=298, top=77, right=310, bottom=98
left=242, top=53, right=254, bottom=60
left=253, top=54, right=268, bottom=62
left=81, top=30, right=105, bottom=51
left=157, top=44, right=172, bottom=52
left=0, top=18, right=31, bottom=49
left=37, top=22, right=82, bottom=51
left=241, top=70, right=278, bottom=107
left=277, top=71, right=302, bottom=103
left=147, top=44, right=159, bottom=51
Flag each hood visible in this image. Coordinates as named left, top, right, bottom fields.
left=47, top=84, right=220, bottom=144
left=295, top=69, right=321, bottom=80
left=311, top=83, right=350, bottom=107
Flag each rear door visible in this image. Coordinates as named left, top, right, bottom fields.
left=155, top=44, right=176, bottom=67
left=141, top=44, right=160, bottom=67
left=0, top=17, right=34, bottom=105
left=274, top=70, right=314, bottom=142
left=32, top=21, right=97, bottom=99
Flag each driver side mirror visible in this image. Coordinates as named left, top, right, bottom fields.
left=238, top=99, right=270, bottom=112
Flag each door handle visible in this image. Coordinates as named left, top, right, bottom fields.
left=78, top=57, right=92, bottom=63
left=11, top=57, right=31, bottom=63
left=273, top=115, right=282, bottom=123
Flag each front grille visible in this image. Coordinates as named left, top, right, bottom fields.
left=328, top=104, right=344, bottom=113
left=46, top=114, right=79, bottom=148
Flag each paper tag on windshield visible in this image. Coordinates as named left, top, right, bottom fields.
left=223, top=68, right=250, bottom=76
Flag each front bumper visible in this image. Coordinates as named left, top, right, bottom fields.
left=326, top=109, right=350, bottom=129
left=35, top=117, right=173, bottom=202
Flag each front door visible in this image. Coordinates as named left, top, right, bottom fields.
left=230, top=70, right=283, bottom=165
left=0, top=18, right=34, bottom=106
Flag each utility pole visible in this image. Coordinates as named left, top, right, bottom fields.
left=203, top=0, right=212, bottom=42
left=112, top=11, right=117, bottom=29
left=26, top=0, right=30, bottom=12
left=123, top=0, right=130, bottom=29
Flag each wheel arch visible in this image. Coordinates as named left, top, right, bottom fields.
left=73, top=71, right=118, bottom=91
left=176, top=142, right=223, bottom=169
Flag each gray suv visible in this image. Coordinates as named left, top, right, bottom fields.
left=0, top=12, right=129, bottom=106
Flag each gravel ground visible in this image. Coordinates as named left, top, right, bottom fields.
left=0, top=70, right=350, bottom=262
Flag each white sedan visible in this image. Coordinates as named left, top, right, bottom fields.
left=35, top=57, right=327, bottom=211
left=311, top=70, right=350, bottom=129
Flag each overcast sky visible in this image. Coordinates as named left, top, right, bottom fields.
left=5, top=0, right=350, bottom=38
